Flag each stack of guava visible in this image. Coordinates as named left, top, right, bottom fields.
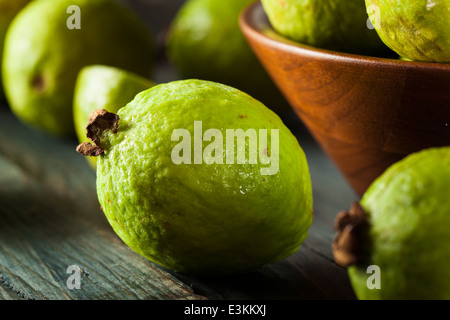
left=2, top=0, right=449, bottom=290
left=1, top=0, right=315, bottom=277
left=261, top=0, right=450, bottom=62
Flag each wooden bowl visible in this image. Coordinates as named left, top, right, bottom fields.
left=240, top=1, right=450, bottom=197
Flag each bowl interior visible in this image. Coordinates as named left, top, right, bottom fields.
left=240, top=1, right=450, bottom=197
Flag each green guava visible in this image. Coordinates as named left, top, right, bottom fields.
left=77, top=79, right=313, bottom=275
left=0, top=0, right=32, bottom=100
left=74, top=65, right=155, bottom=168
left=261, top=0, right=392, bottom=56
left=2, top=0, right=155, bottom=137
left=333, top=147, right=450, bottom=299
left=166, top=0, right=290, bottom=114
left=366, top=0, right=450, bottom=62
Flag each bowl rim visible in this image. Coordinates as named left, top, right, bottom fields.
left=239, top=1, right=450, bottom=71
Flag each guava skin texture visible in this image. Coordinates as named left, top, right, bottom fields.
left=2, top=0, right=155, bottom=137
left=0, top=0, right=32, bottom=100
left=166, top=0, right=290, bottom=114
left=348, top=147, right=450, bottom=300
left=261, top=0, right=392, bottom=56
left=366, top=0, right=450, bottom=63
left=74, top=65, right=155, bottom=168
left=95, top=79, right=313, bottom=275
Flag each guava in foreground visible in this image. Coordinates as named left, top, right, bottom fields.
left=333, top=147, right=450, bottom=299
left=77, top=79, right=313, bottom=275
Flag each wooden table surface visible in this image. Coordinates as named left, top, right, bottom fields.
left=0, top=0, right=359, bottom=300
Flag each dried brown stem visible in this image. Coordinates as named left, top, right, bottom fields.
left=332, top=202, right=368, bottom=268
left=76, top=142, right=104, bottom=157
left=76, top=109, right=119, bottom=157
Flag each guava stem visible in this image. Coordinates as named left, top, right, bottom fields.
left=76, top=142, right=104, bottom=157
left=76, top=109, right=119, bottom=158
left=332, top=202, right=368, bottom=268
